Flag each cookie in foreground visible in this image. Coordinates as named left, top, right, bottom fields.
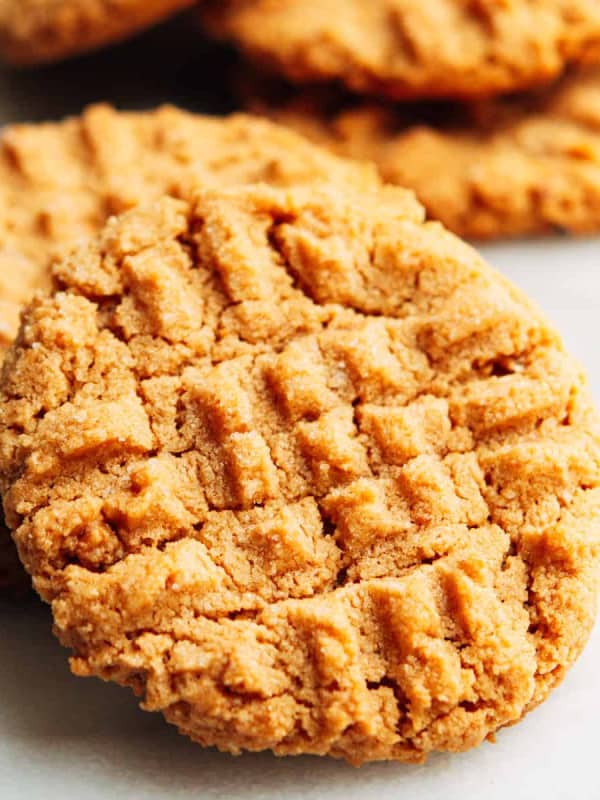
left=0, top=104, right=382, bottom=598
left=1, top=185, right=598, bottom=764
left=251, top=66, right=600, bottom=239
left=202, top=0, right=600, bottom=101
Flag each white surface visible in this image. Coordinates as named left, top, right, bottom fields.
left=0, top=31, right=599, bottom=795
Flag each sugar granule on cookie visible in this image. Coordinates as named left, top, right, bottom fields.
left=250, top=66, right=600, bottom=239
left=202, top=0, right=600, bottom=101
left=0, top=0, right=196, bottom=65
left=2, top=183, right=599, bottom=763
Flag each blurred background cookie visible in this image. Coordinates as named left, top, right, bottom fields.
left=0, top=0, right=196, bottom=65
left=202, top=0, right=600, bottom=101
left=0, top=103, right=378, bottom=358
left=247, top=66, right=600, bottom=239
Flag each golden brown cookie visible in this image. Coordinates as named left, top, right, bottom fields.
left=0, top=0, right=196, bottom=65
left=0, top=104, right=382, bottom=597
left=0, top=103, right=379, bottom=357
left=1, top=184, right=598, bottom=763
left=257, top=67, right=600, bottom=239
left=202, top=0, right=600, bottom=101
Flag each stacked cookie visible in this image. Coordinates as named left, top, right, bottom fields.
left=2, top=2, right=600, bottom=238
left=0, top=0, right=598, bottom=768
left=201, top=0, right=600, bottom=239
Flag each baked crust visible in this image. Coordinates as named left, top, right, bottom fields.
left=1, top=184, right=598, bottom=762
left=203, top=0, right=600, bottom=100
left=254, top=67, right=600, bottom=239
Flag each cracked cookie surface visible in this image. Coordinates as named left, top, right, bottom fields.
left=258, top=67, right=600, bottom=239
left=1, top=184, right=599, bottom=763
left=0, top=104, right=380, bottom=596
left=202, top=0, right=600, bottom=101
left=0, top=0, right=195, bottom=65
left=0, top=103, right=379, bottom=357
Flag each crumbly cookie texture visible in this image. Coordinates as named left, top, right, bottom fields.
left=1, top=185, right=599, bottom=764
left=202, top=0, right=600, bottom=101
left=258, top=67, right=600, bottom=239
left=0, top=104, right=382, bottom=597
left=0, top=103, right=379, bottom=357
left=0, top=0, right=195, bottom=65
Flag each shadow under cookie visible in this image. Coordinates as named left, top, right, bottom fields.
left=200, top=0, right=600, bottom=101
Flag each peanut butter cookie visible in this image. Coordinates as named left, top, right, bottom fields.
left=0, top=0, right=196, bottom=65
left=202, top=0, right=600, bottom=101
left=0, top=104, right=381, bottom=596
left=1, top=184, right=598, bottom=763
left=0, top=103, right=379, bottom=357
left=257, top=67, right=600, bottom=239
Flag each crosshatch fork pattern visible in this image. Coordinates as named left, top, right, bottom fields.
left=0, top=102, right=383, bottom=595
left=0, top=184, right=599, bottom=764
left=0, top=102, right=381, bottom=354
left=259, top=65, right=600, bottom=239
left=203, top=0, right=600, bottom=101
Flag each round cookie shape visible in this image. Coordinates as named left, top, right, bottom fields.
left=259, top=67, right=600, bottom=239
left=1, top=185, right=599, bottom=764
left=0, top=0, right=196, bottom=65
left=202, top=0, right=600, bottom=101
left=0, top=103, right=380, bottom=357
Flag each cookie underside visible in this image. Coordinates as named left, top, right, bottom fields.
left=0, top=103, right=380, bottom=357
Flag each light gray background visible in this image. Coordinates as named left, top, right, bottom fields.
left=0, top=16, right=599, bottom=800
